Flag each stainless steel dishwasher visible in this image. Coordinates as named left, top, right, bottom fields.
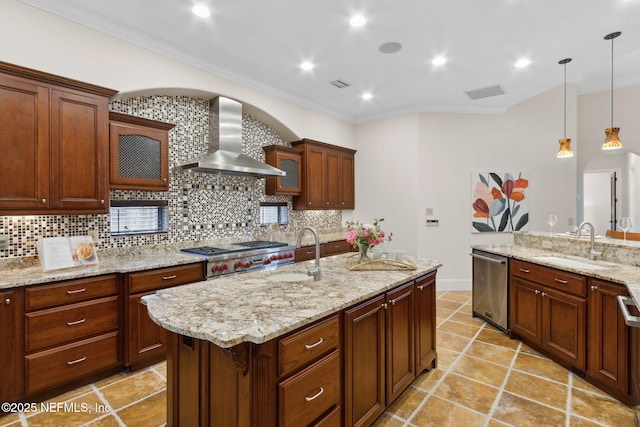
left=471, top=249, right=509, bottom=333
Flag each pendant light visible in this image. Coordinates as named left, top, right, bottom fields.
left=557, top=58, right=574, bottom=158
left=602, top=31, right=622, bottom=150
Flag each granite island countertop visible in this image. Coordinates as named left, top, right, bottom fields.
left=472, top=244, right=640, bottom=312
left=143, top=254, right=441, bottom=348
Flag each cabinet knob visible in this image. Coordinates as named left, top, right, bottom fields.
left=326, top=202, right=329, bottom=205
left=41, top=198, right=47, bottom=204
left=100, top=199, right=105, bottom=204
left=390, top=299, right=396, bottom=305
left=382, top=303, right=388, bottom=309
left=542, top=292, right=547, bottom=297
left=4, top=298, right=9, bottom=305
left=163, top=178, right=168, bottom=182
left=591, top=285, right=598, bottom=291
left=534, top=290, right=540, bottom=295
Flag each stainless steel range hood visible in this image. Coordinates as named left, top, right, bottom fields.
left=180, top=96, right=285, bottom=178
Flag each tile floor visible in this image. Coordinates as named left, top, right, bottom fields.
left=1, top=290, right=638, bottom=426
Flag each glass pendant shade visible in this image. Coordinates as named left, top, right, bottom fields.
left=602, top=127, right=622, bottom=150
left=557, top=138, right=574, bottom=158
left=602, top=32, right=622, bottom=150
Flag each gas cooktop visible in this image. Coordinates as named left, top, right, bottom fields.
left=181, top=241, right=289, bottom=257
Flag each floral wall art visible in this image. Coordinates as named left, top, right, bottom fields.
left=471, top=172, right=529, bottom=233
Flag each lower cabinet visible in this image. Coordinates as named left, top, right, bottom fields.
left=587, top=278, right=631, bottom=401
left=509, top=260, right=640, bottom=406
left=415, top=273, right=437, bottom=373
left=23, top=275, right=121, bottom=397
left=344, top=278, right=436, bottom=427
left=295, top=240, right=355, bottom=262
left=510, top=260, right=586, bottom=371
left=0, top=288, right=23, bottom=404
left=125, top=263, right=204, bottom=369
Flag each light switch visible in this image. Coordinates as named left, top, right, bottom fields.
left=425, top=208, right=434, bottom=216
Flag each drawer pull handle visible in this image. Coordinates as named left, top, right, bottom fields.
left=305, top=251, right=314, bottom=255
left=305, top=387, right=324, bottom=402
left=67, top=356, right=87, bottom=365
left=519, top=268, right=530, bottom=273
left=66, top=288, right=86, bottom=295
left=162, top=275, right=177, bottom=280
left=67, top=318, right=87, bottom=326
left=554, top=278, right=568, bottom=284
left=304, top=338, right=324, bottom=350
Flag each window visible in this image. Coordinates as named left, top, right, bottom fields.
left=260, top=202, right=288, bottom=226
left=110, top=200, right=169, bottom=236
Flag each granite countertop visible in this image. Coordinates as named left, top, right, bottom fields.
left=0, top=229, right=350, bottom=290
left=472, top=244, right=640, bottom=311
left=143, top=254, right=441, bottom=348
left=0, top=251, right=203, bottom=289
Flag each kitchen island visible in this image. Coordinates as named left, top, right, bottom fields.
left=144, top=254, right=441, bottom=426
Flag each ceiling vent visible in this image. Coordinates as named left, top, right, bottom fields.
left=465, top=85, right=506, bottom=100
left=330, top=80, right=351, bottom=89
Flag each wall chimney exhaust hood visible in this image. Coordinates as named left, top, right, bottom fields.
left=180, top=96, right=286, bottom=178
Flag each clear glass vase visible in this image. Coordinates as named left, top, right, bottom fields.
left=358, top=245, right=371, bottom=263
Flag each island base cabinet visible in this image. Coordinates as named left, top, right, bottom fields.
left=415, top=273, right=437, bottom=373
left=344, top=295, right=386, bottom=427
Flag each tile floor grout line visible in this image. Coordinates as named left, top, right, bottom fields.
left=482, top=336, right=523, bottom=427
left=108, top=387, right=165, bottom=415
left=565, top=373, right=573, bottom=427
left=86, top=383, right=127, bottom=427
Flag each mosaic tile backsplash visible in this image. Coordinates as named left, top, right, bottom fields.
left=0, top=96, right=342, bottom=259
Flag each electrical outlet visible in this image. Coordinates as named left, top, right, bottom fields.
left=425, top=219, right=439, bottom=227
left=0, top=234, right=8, bottom=251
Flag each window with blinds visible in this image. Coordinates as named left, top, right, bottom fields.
left=260, top=202, right=288, bottom=226
left=110, top=200, right=169, bottom=236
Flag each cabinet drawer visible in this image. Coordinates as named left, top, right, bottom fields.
left=313, top=405, right=341, bottom=427
left=511, top=260, right=586, bottom=297
left=128, top=263, right=204, bottom=293
left=25, top=296, right=118, bottom=352
left=295, top=246, right=318, bottom=263
left=321, top=240, right=352, bottom=257
left=279, top=350, right=340, bottom=427
left=25, top=331, right=120, bottom=395
left=279, top=315, right=339, bottom=376
left=25, top=275, right=118, bottom=311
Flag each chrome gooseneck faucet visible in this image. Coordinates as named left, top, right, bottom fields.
left=296, top=227, right=322, bottom=281
left=575, top=221, right=602, bottom=260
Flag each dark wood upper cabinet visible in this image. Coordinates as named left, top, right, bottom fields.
left=262, top=145, right=303, bottom=196
left=0, top=62, right=117, bottom=215
left=290, top=138, right=356, bottom=210
left=109, top=112, right=175, bottom=191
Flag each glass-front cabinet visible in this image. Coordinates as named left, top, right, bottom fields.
left=263, top=145, right=303, bottom=195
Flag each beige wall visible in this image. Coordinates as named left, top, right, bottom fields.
left=354, top=85, right=578, bottom=287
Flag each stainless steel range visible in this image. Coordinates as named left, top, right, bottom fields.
left=181, top=241, right=296, bottom=279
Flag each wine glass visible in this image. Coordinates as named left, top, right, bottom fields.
left=619, top=217, right=633, bottom=242
left=546, top=214, right=558, bottom=236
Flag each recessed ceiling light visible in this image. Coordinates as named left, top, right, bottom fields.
left=350, top=15, right=366, bottom=27
left=191, top=4, right=211, bottom=18
left=300, top=61, right=314, bottom=71
left=361, top=92, right=373, bottom=101
left=515, top=58, right=531, bottom=68
left=431, top=56, right=447, bottom=66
